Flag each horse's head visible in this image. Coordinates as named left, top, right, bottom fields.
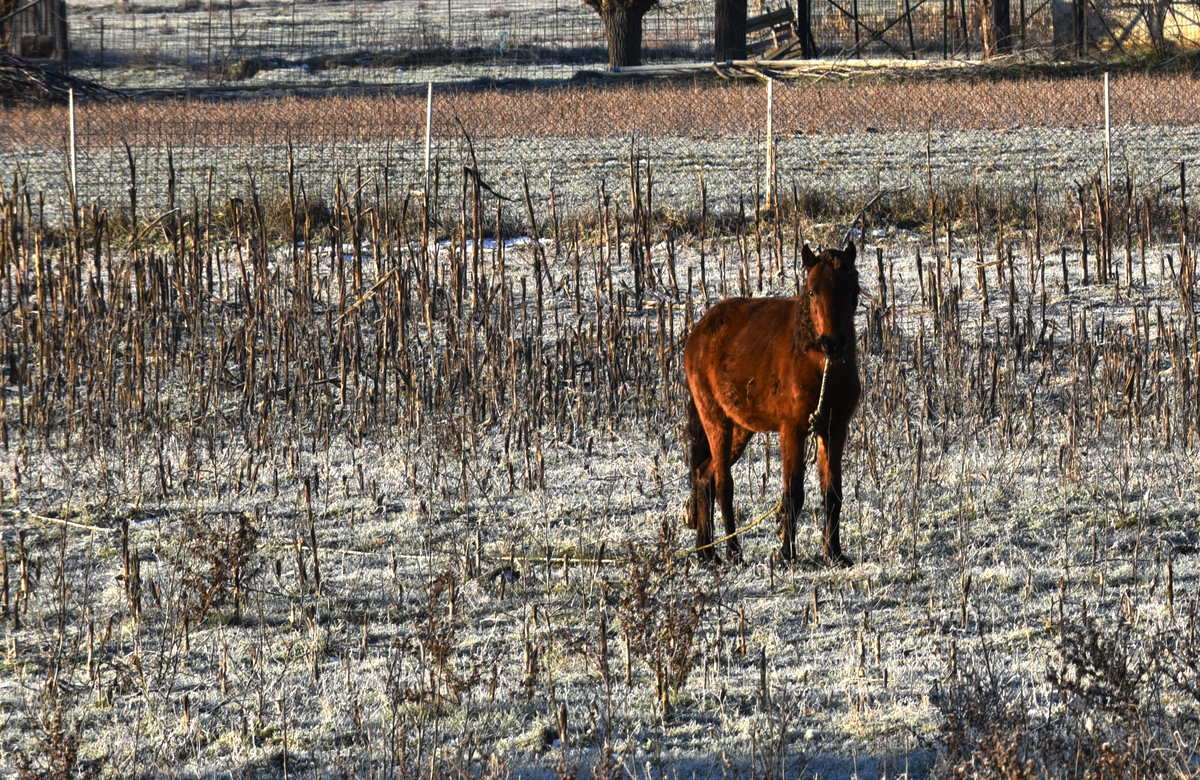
left=800, top=243, right=859, bottom=363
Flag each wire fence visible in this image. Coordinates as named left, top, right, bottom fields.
left=1, top=0, right=68, bottom=60
left=66, top=0, right=706, bottom=87
left=57, top=0, right=1200, bottom=90
left=7, top=73, right=1200, bottom=227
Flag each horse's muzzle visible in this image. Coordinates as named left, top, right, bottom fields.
left=819, top=335, right=849, bottom=362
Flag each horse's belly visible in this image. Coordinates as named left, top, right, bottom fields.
left=716, top=373, right=809, bottom=432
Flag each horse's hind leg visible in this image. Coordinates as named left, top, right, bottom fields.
left=715, top=424, right=753, bottom=563
left=778, top=425, right=806, bottom=563
left=817, top=420, right=852, bottom=568
left=700, top=417, right=740, bottom=565
left=691, top=473, right=718, bottom=563
left=686, top=396, right=718, bottom=563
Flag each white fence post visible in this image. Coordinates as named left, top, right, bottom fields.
left=766, top=78, right=775, bottom=210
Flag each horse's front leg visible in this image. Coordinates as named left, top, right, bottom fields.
left=817, top=421, right=852, bottom=568
left=778, top=425, right=806, bottom=563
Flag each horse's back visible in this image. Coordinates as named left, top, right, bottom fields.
left=686, top=297, right=796, bottom=351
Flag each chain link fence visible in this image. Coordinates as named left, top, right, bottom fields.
left=6, top=72, right=1200, bottom=226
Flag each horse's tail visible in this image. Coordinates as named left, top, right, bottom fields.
left=685, top=393, right=711, bottom=530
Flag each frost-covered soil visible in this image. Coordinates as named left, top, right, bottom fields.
left=1, top=208, right=1198, bottom=777
left=12, top=122, right=1200, bottom=228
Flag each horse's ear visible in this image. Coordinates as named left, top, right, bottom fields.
left=801, top=244, right=819, bottom=270
left=842, top=241, right=857, bottom=266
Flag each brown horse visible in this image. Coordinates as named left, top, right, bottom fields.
left=684, top=243, right=861, bottom=566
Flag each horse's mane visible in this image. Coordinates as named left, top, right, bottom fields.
left=793, top=284, right=818, bottom=353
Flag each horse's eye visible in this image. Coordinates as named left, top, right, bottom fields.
left=807, top=289, right=816, bottom=298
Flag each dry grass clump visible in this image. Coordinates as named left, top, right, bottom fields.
left=935, top=615, right=1200, bottom=778
left=178, top=511, right=261, bottom=621
left=610, top=519, right=717, bottom=717
left=0, top=52, right=111, bottom=107
left=12, top=689, right=96, bottom=780
left=395, top=570, right=486, bottom=706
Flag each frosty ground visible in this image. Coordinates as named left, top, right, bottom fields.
left=1, top=202, right=1198, bottom=777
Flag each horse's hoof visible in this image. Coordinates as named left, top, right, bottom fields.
left=825, top=551, right=854, bottom=569
left=697, top=543, right=722, bottom=565
left=725, top=548, right=745, bottom=567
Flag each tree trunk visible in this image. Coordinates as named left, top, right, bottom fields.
left=991, top=0, right=1012, bottom=53
left=714, top=0, right=747, bottom=61
left=1050, top=0, right=1073, bottom=58
left=796, top=0, right=817, bottom=57
left=602, top=4, right=646, bottom=67
left=981, top=0, right=996, bottom=55
left=1145, top=0, right=1167, bottom=53
left=1072, top=0, right=1086, bottom=57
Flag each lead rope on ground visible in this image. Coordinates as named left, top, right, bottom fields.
left=678, top=501, right=783, bottom=557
